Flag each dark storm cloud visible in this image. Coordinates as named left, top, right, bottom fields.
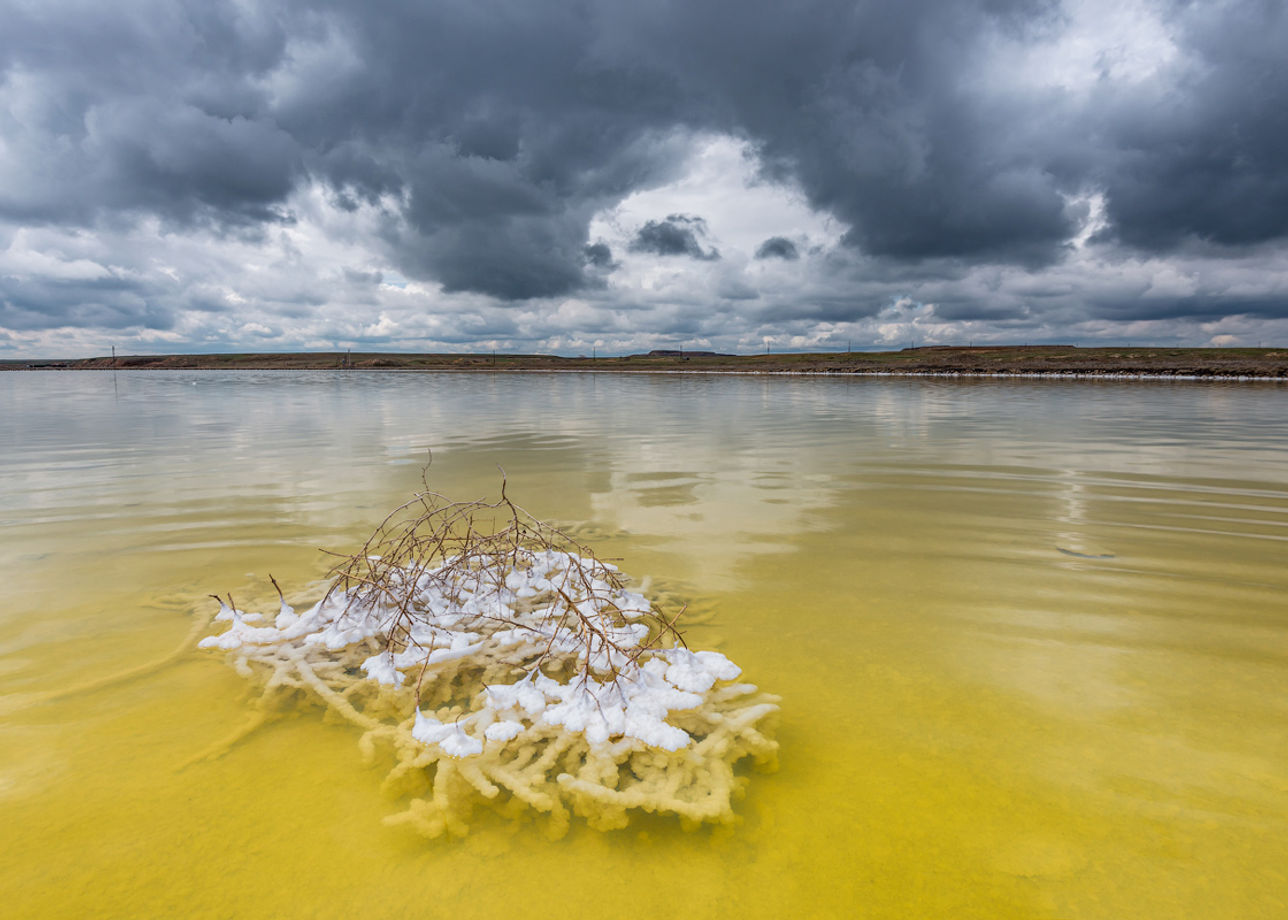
left=755, top=237, right=800, bottom=260
left=2, top=0, right=1287, bottom=324
left=1093, top=4, right=1288, bottom=251
left=583, top=242, right=616, bottom=269
left=0, top=1, right=301, bottom=227
left=746, top=294, right=887, bottom=324
left=629, top=215, right=720, bottom=261
left=1087, top=293, right=1288, bottom=323
left=929, top=300, right=1031, bottom=322
left=591, top=0, right=1080, bottom=264
left=0, top=273, right=177, bottom=331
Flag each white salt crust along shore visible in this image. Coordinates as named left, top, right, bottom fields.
left=200, top=547, right=779, bottom=838
left=46, top=366, right=1284, bottom=382
left=303, top=367, right=1288, bottom=383
left=529, top=369, right=1288, bottom=382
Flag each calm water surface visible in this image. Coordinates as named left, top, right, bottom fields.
left=1, top=370, right=1285, bottom=919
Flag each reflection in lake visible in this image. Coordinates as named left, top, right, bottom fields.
left=1, top=370, right=1286, bottom=919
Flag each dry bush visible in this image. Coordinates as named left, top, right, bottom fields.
left=200, top=478, right=779, bottom=838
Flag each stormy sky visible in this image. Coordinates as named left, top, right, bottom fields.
left=1, top=0, right=1286, bottom=356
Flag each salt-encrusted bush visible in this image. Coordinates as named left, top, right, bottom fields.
left=200, top=481, right=779, bottom=838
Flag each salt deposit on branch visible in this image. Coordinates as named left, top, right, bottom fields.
left=199, top=483, right=779, bottom=838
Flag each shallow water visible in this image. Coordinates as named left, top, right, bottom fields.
left=1, top=370, right=1285, bottom=919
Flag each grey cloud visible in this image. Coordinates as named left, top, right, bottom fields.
left=629, top=215, right=720, bottom=261
left=89, top=103, right=302, bottom=224
left=0, top=2, right=298, bottom=227
left=583, top=242, right=616, bottom=269
left=749, top=294, right=887, bottom=324
left=343, top=268, right=383, bottom=285
left=1094, top=5, right=1288, bottom=251
left=1, top=0, right=1286, bottom=333
left=1087, top=294, right=1288, bottom=323
left=593, top=0, right=1077, bottom=265
left=929, top=301, right=1031, bottom=322
left=716, top=278, right=758, bottom=300
left=1, top=0, right=1077, bottom=304
left=755, top=237, right=799, bottom=260
left=388, top=209, right=593, bottom=300
left=0, top=273, right=176, bottom=331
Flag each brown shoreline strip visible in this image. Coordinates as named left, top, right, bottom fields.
left=2, top=345, right=1286, bottom=378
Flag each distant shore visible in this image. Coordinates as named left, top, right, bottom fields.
left=3, top=345, right=1286, bottom=379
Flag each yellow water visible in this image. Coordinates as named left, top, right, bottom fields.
left=2, top=371, right=1286, bottom=918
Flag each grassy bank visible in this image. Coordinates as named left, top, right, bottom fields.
left=3, top=345, right=1286, bottom=377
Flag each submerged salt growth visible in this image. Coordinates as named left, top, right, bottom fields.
left=199, top=486, right=779, bottom=838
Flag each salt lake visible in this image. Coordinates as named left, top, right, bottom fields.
left=1, top=370, right=1285, bottom=919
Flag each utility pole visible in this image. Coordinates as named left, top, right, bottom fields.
left=111, top=345, right=116, bottom=366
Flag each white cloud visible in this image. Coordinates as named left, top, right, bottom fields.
left=980, top=0, right=1181, bottom=97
